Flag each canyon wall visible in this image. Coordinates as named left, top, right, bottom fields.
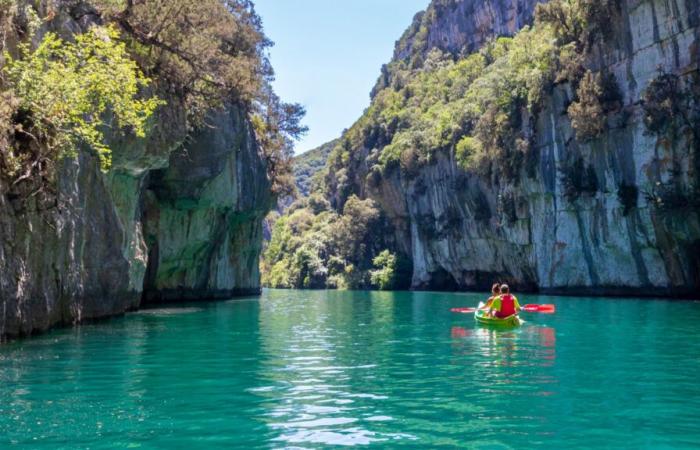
left=0, top=5, right=272, bottom=338
left=1, top=109, right=271, bottom=338
left=335, top=0, right=700, bottom=296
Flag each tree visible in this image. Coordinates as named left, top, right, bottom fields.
left=2, top=26, right=160, bottom=184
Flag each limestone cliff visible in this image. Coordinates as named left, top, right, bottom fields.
left=141, top=107, right=271, bottom=302
left=395, top=0, right=544, bottom=61
left=1, top=106, right=271, bottom=338
left=0, top=3, right=274, bottom=338
left=329, top=0, right=700, bottom=296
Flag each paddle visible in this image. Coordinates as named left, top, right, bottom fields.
left=452, top=304, right=556, bottom=314
left=522, top=304, right=556, bottom=314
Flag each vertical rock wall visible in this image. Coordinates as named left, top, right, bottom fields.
left=395, top=0, right=546, bottom=60
left=0, top=103, right=272, bottom=339
left=141, top=107, right=272, bottom=302
left=0, top=3, right=273, bottom=340
left=350, top=0, right=700, bottom=296
left=0, top=153, right=139, bottom=337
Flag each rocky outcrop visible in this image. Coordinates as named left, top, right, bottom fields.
left=343, top=0, right=700, bottom=296
left=0, top=4, right=272, bottom=339
left=1, top=102, right=271, bottom=338
left=395, top=0, right=545, bottom=60
left=0, top=153, right=139, bottom=338
left=141, top=107, right=271, bottom=302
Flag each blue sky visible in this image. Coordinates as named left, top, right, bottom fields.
left=254, top=0, right=430, bottom=154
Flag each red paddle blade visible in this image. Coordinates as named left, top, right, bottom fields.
left=523, top=304, right=556, bottom=313
left=450, top=307, right=477, bottom=314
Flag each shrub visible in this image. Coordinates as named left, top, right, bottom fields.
left=370, top=250, right=398, bottom=290
left=535, top=0, right=621, bottom=50
left=93, top=0, right=306, bottom=196
left=455, top=136, right=482, bottom=170
left=642, top=72, right=687, bottom=136
left=1, top=0, right=304, bottom=198
left=91, top=0, right=269, bottom=116
left=307, top=193, right=331, bottom=214
left=366, top=164, right=383, bottom=188
left=568, top=71, right=606, bottom=141
left=2, top=26, right=160, bottom=183
left=260, top=196, right=397, bottom=290
left=560, top=157, right=598, bottom=202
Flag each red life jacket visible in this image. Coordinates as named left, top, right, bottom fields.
left=496, top=294, right=516, bottom=318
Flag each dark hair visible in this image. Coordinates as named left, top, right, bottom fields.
left=492, top=283, right=500, bottom=294
left=500, top=284, right=510, bottom=294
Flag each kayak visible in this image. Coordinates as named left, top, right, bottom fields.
left=474, top=302, right=522, bottom=327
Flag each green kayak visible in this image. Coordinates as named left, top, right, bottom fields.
left=474, top=302, right=522, bottom=327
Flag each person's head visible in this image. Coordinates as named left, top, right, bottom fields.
left=500, top=284, right=510, bottom=295
left=491, top=283, right=500, bottom=295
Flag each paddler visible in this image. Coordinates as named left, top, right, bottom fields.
left=488, top=284, right=521, bottom=318
left=480, top=283, right=501, bottom=310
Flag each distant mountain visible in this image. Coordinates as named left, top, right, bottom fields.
left=293, top=139, right=339, bottom=197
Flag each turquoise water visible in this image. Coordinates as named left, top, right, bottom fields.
left=1, top=290, right=700, bottom=449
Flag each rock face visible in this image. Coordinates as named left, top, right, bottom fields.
left=395, top=0, right=545, bottom=60
left=0, top=102, right=271, bottom=338
left=141, top=108, right=271, bottom=302
left=0, top=2, right=275, bottom=339
left=341, top=0, right=700, bottom=296
left=0, top=153, right=139, bottom=338
left=0, top=5, right=272, bottom=339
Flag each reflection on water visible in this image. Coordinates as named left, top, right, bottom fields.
left=453, top=326, right=556, bottom=365
left=1, top=290, right=699, bottom=448
left=253, top=290, right=413, bottom=446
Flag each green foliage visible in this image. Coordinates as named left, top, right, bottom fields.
left=328, top=24, right=557, bottom=190
left=2, top=26, right=160, bottom=178
left=568, top=71, right=606, bottom=141
left=369, top=250, right=412, bottom=290
left=323, top=0, right=631, bottom=205
left=91, top=0, right=269, bottom=117
left=568, top=70, right=621, bottom=141
left=370, top=250, right=397, bottom=290
left=535, top=0, right=621, bottom=50
left=251, top=86, right=308, bottom=196
left=1, top=0, right=303, bottom=198
left=294, top=139, right=338, bottom=197
left=86, top=0, right=304, bottom=195
left=261, top=195, right=402, bottom=290
left=642, top=72, right=689, bottom=136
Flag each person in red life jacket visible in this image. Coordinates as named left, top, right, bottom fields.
left=488, top=284, right=521, bottom=318
left=480, top=283, right=501, bottom=311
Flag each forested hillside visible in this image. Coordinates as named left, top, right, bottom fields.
left=293, top=139, right=338, bottom=197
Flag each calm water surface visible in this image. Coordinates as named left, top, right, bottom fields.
left=1, top=290, right=700, bottom=448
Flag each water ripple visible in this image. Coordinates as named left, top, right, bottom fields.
left=1, top=290, right=700, bottom=448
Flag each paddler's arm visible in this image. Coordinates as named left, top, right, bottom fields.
left=513, top=296, right=522, bottom=313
